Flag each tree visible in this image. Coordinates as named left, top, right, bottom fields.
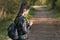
left=51, top=0, right=57, bottom=9
left=0, top=0, right=21, bottom=19
left=29, top=0, right=37, bottom=5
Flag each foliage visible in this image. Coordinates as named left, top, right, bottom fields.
left=46, top=0, right=52, bottom=5
left=0, top=0, right=21, bottom=13
left=56, top=0, right=60, bottom=10
left=29, top=0, right=37, bottom=5
left=0, top=0, right=21, bottom=20
left=26, top=7, right=35, bottom=20
left=52, top=0, right=60, bottom=19
left=0, top=18, right=14, bottom=40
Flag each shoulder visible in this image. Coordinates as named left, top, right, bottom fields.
left=18, top=16, right=26, bottom=23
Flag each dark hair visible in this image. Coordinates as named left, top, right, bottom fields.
left=14, top=3, right=29, bottom=23
left=16, top=3, right=29, bottom=17
left=19, top=3, right=29, bottom=14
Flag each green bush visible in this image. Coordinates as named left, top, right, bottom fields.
left=52, top=0, right=60, bottom=19
left=56, top=0, right=60, bottom=10
left=46, top=0, right=52, bottom=5
left=26, top=7, right=35, bottom=20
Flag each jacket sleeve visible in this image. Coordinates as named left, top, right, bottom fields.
left=18, top=16, right=31, bottom=33
left=27, top=22, right=31, bottom=30
left=22, top=18, right=31, bottom=33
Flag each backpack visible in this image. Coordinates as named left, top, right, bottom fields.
left=8, top=23, right=18, bottom=39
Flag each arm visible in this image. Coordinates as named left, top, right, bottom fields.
left=27, top=20, right=33, bottom=30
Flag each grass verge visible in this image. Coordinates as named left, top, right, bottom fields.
left=52, top=9, right=60, bottom=19
left=26, top=7, right=36, bottom=20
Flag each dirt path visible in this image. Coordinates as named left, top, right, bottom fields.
left=28, top=7, right=60, bottom=40
left=32, top=8, right=60, bottom=24
left=31, top=7, right=60, bottom=24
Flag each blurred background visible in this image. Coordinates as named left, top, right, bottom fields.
left=0, top=0, right=60, bottom=40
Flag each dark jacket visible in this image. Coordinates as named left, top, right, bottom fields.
left=17, top=15, right=30, bottom=34
left=16, top=15, right=31, bottom=40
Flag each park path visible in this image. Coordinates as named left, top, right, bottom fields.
left=28, top=7, right=60, bottom=40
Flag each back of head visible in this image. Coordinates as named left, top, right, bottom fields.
left=19, top=3, right=29, bottom=15
left=14, top=3, right=29, bottom=24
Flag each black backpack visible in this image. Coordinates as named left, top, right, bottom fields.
left=8, top=23, right=18, bottom=39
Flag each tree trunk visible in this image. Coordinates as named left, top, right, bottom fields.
left=51, top=0, right=57, bottom=9
left=0, top=7, right=4, bottom=18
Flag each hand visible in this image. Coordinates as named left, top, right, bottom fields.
left=29, top=20, right=33, bottom=26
